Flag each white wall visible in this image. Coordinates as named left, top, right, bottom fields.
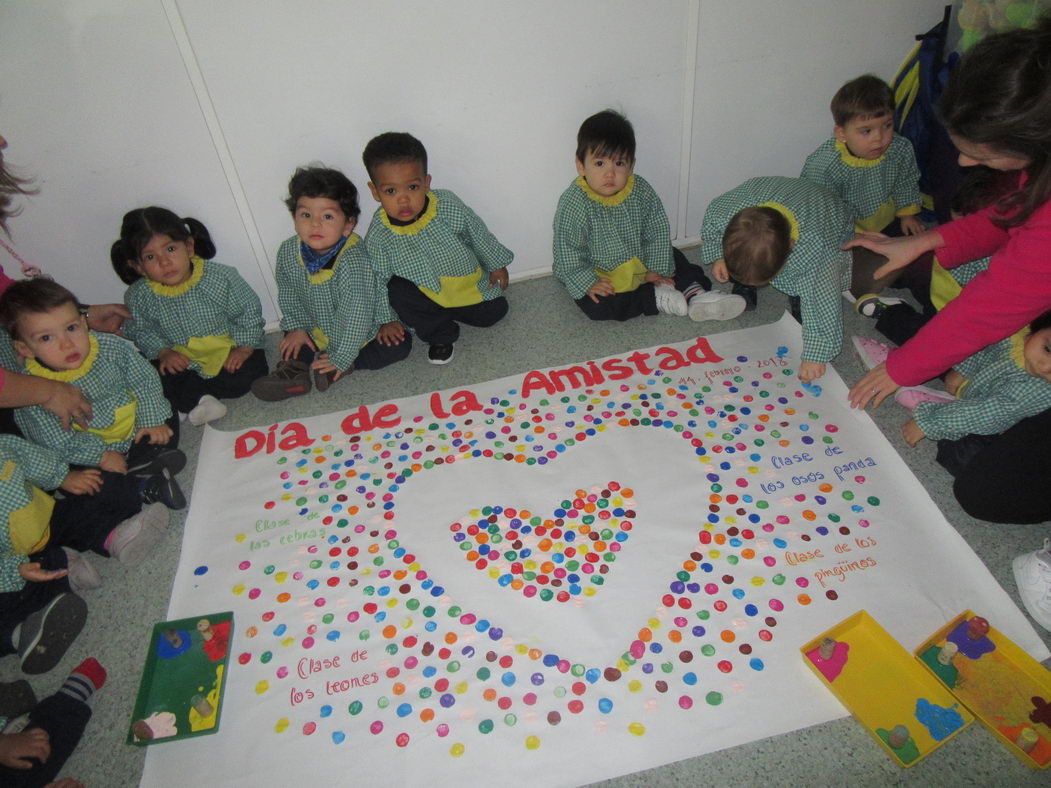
left=0, top=0, right=949, bottom=324
left=686, top=0, right=952, bottom=238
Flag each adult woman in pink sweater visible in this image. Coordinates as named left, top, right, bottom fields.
left=846, top=18, right=1051, bottom=532
left=847, top=18, right=1051, bottom=410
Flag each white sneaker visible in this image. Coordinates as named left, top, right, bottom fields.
left=654, top=285, right=688, bottom=316
left=188, top=394, right=227, bottom=426
left=61, top=547, right=102, bottom=592
left=688, top=291, right=747, bottom=322
left=1013, top=538, right=1051, bottom=631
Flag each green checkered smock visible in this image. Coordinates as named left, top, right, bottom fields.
left=700, top=176, right=854, bottom=363
left=800, top=135, right=921, bottom=232
left=14, top=332, right=171, bottom=466
left=915, top=332, right=1051, bottom=440
left=0, top=435, right=68, bottom=592
left=552, top=174, right=673, bottom=299
left=123, top=257, right=264, bottom=378
left=276, top=234, right=394, bottom=371
left=364, top=189, right=512, bottom=307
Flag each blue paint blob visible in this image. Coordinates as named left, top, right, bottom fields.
left=332, top=731, right=346, bottom=744
left=320, top=705, right=333, bottom=717
left=915, top=698, right=965, bottom=741
left=749, top=658, right=765, bottom=671
left=193, top=566, right=208, bottom=576
left=598, top=698, right=614, bottom=714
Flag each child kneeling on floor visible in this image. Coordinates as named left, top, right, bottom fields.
left=252, top=166, right=411, bottom=401
left=0, top=279, right=187, bottom=510
left=553, top=110, right=745, bottom=323
left=363, top=132, right=511, bottom=366
left=700, top=176, right=855, bottom=382
left=112, top=207, right=268, bottom=421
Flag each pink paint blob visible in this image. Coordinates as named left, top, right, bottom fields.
left=678, top=695, right=693, bottom=710
left=436, top=723, right=450, bottom=737
left=369, top=721, right=384, bottom=735
left=277, top=666, right=288, bottom=678
left=303, top=722, right=317, bottom=735
left=769, top=599, right=784, bottom=611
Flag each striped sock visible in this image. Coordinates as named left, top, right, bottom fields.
left=682, top=282, right=704, bottom=302
left=59, top=658, right=106, bottom=704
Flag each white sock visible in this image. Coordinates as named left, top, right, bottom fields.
left=188, top=395, right=227, bottom=426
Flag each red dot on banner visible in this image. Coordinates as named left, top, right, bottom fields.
left=717, top=660, right=733, bottom=673
left=238, top=652, right=251, bottom=665
left=568, top=700, right=584, bottom=713
left=264, top=501, right=276, bottom=510
left=303, top=722, right=317, bottom=735
left=396, top=732, right=410, bottom=747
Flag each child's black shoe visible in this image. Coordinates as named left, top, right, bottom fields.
left=428, top=344, right=455, bottom=365
left=142, top=468, right=187, bottom=510
left=127, top=447, right=186, bottom=478
left=731, top=282, right=758, bottom=311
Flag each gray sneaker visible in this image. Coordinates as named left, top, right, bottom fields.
left=108, top=504, right=170, bottom=566
left=251, top=359, right=311, bottom=401
left=61, top=548, right=102, bottom=591
left=18, top=593, right=87, bottom=674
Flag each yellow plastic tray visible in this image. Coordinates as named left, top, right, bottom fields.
left=914, top=610, right=1051, bottom=769
left=801, top=610, right=972, bottom=766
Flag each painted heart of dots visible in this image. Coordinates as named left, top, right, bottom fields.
left=448, top=482, right=635, bottom=603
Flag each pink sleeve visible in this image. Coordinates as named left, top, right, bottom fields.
left=0, top=266, right=15, bottom=298
left=886, top=203, right=1051, bottom=385
left=935, top=208, right=1009, bottom=269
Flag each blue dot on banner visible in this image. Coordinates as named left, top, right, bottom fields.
left=732, top=589, right=745, bottom=599
left=193, top=566, right=208, bottom=576
left=332, top=731, right=345, bottom=744
left=599, top=698, right=614, bottom=714
left=274, top=624, right=286, bottom=636
left=543, top=654, right=559, bottom=667
left=320, top=705, right=333, bottom=717
left=750, top=658, right=765, bottom=671
left=423, top=666, right=437, bottom=678
left=327, top=631, right=341, bottom=641
left=683, top=672, right=697, bottom=685
left=397, top=703, right=412, bottom=717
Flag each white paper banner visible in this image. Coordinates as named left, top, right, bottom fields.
left=142, top=315, right=1046, bottom=787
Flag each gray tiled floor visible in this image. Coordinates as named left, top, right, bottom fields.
left=6, top=253, right=1048, bottom=786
